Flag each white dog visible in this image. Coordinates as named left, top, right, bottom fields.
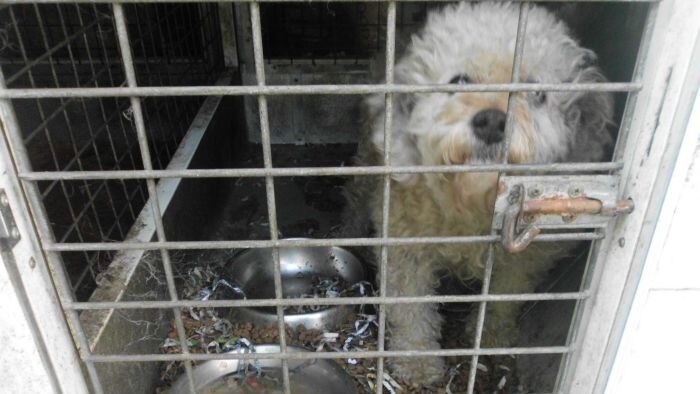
left=344, top=2, right=614, bottom=384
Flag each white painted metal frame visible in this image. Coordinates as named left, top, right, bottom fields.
left=0, top=106, right=89, bottom=393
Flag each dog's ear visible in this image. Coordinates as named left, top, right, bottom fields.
left=364, top=93, right=421, bottom=184
left=563, top=66, right=614, bottom=162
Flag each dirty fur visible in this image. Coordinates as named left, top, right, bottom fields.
left=343, top=2, right=613, bottom=384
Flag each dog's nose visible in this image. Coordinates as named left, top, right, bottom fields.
left=471, top=109, right=506, bottom=144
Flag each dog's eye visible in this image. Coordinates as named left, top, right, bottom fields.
left=533, top=91, right=547, bottom=105
left=448, top=74, right=471, bottom=85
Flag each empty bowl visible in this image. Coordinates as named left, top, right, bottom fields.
left=225, top=244, right=366, bottom=330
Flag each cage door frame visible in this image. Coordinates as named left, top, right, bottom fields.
left=558, top=1, right=700, bottom=392
left=0, top=112, right=89, bottom=393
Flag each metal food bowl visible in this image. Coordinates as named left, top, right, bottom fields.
left=169, top=345, right=358, bottom=394
left=226, top=244, right=366, bottom=330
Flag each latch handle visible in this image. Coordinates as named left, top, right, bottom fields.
left=501, top=185, right=541, bottom=253
left=501, top=184, right=634, bottom=253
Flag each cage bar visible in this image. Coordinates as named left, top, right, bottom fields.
left=69, top=291, right=591, bottom=310
left=466, top=3, right=530, bottom=393
left=112, top=4, right=197, bottom=393
left=249, top=2, right=292, bottom=393
left=0, top=81, right=643, bottom=98
left=18, top=161, right=625, bottom=180
left=0, top=0, right=663, bottom=4
left=375, top=2, right=396, bottom=391
left=44, top=232, right=605, bottom=251
left=84, top=345, right=572, bottom=363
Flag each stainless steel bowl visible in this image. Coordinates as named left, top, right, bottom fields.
left=169, top=345, right=358, bottom=394
left=226, top=244, right=365, bottom=330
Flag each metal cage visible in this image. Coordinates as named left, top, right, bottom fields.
left=1, top=0, right=696, bottom=394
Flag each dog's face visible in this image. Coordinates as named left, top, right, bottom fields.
left=367, top=3, right=613, bottom=210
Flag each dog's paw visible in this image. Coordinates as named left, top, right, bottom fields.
left=389, top=356, right=445, bottom=385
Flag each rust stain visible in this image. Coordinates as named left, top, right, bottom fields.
left=497, top=180, right=506, bottom=195
left=522, top=196, right=634, bottom=217
left=523, top=196, right=603, bottom=215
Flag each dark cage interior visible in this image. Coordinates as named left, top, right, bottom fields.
left=0, top=1, right=650, bottom=394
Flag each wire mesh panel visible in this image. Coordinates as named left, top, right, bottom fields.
left=0, top=2, right=223, bottom=299
left=0, top=1, right=661, bottom=394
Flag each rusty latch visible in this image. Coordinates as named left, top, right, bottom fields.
left=500, top=183, right=634, bottom=253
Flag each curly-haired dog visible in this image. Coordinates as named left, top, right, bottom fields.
left=345, top=2, right=613, bottom=384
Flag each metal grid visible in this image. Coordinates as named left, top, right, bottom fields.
left=0, top=2, right=223, bottom=299
left=0, top=1, right=657, bottom=394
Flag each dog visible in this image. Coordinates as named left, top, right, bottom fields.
left=343, top=2, right=614, bottom=384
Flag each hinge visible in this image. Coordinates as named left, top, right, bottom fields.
left=492, top=176, right=634, bottom=253
left=0, top=189, right=20, bottom=249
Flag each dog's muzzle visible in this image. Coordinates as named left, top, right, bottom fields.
left=471, top=108, right=506, bottom=145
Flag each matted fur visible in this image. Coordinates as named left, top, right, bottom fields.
left=343, top=2, right=614, bottom=384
